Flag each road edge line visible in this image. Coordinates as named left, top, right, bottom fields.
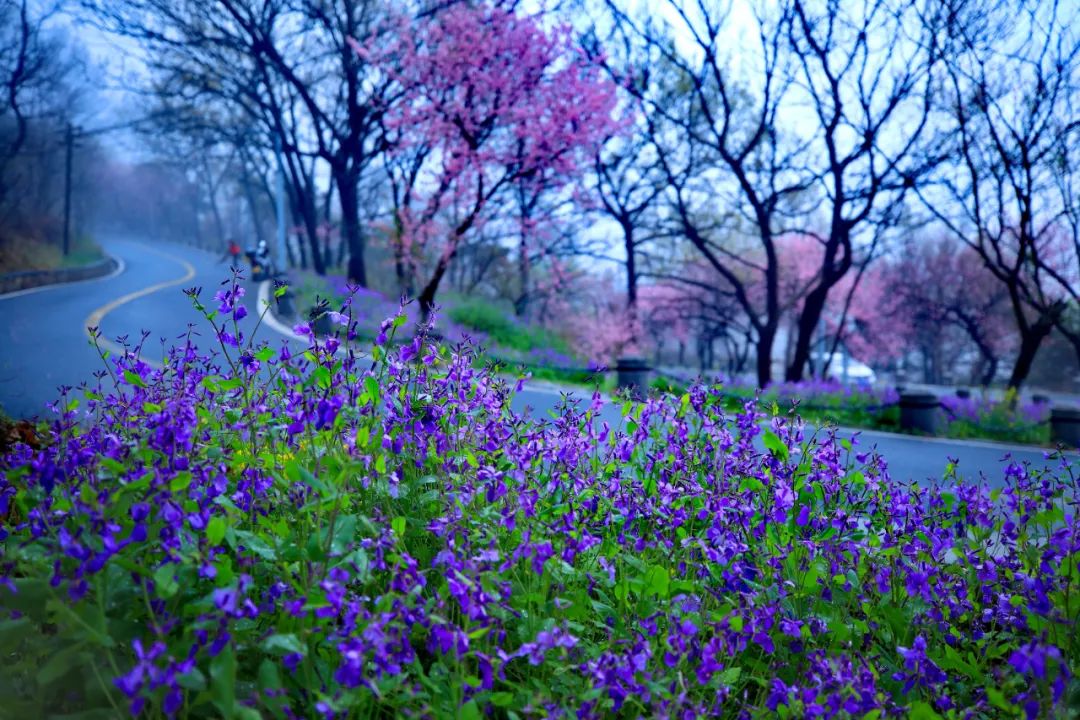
left=256, top=280, right=312, bottom=344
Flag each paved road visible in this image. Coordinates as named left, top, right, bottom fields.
left=0, top=238, right=270, bottom=419
left=1, top=237, right=1073, bottom=488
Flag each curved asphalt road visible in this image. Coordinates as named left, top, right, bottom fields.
left=0, top=237, right=1074, bottom=489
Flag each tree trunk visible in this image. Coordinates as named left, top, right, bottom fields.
left=282, top=160, right=323, bottom=274
left=756, top=321, right=777, bottom=387
left=390, top=218, right=413, bottom=299
left=336, top=169, right=367, bottom=287
left=242, top=174, right=265, bottom=247
left=293, top=187, right=324, bottom=275
left=979, top=356, right=998, bottom=387
left=418, top=254, right=452, bottom=324
left=787, top=282, right=830, bottom=382
left=1008, top=315, right=1056, bottom=390
left=209, top=188, right=226, bottom=251
left=515, top=232, right=529, bottom=318
left=623, top=218, right=637, bottom=309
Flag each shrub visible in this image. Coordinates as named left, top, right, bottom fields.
left=941, top=391, right=1051, bottom=445
left=448, top=297, right=569, bottom=355
left=1, top=275, right=1078, bottom=718
left=0, top=231, right=101, bottom=273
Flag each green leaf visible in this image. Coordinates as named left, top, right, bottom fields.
left=99, top=457, right=128, bottom=477
left=312, top=366, right=332, bottom=390
left=985, top=686, right=1013, bottom=712
left=391, top=516, right=406, bottom=537
left=490, top=692, right=514, bottom=708
left=908, top=702, right=942, bottom=720
left=0, top=617, right=33, bottom=654
left=0, top=578, right=50, bottom=620
left=37, top=643, right=87, bottom=686
left=261, top=633, right=305, bottom=656
left=458, top=700, right=481, bottom=720
left=170, top=472, right=193, bottom=493
left=738, top=475, right=766, bottom=494
left=256, top=347, right=275, bottom=362
left=329, top=514, right=359, bottom=555
left=717, top=666, right=742, bottom=687
left=218, top=378, right=244, bottom=392
left=153, top=564, right=179, bottom=599
left=211, top=643, right=237, bottom=718
left=233, top=530, right=277, bottom=560
left=643, top=565, right=670, bottom=598
left=207, top=516, right=226, bottom=546
left=363, top=375, right=380, bottom=403
left=762, top=430, right=788, bottom=462
left=258, top=658, right=282, bottom=693
left=123, top=369, right=147, bottom=388
left=177, top=667, right=207, bottom=691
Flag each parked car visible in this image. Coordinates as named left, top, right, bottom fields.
left=811, top=352, right=877, bottom=385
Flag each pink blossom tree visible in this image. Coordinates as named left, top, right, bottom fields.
left=354, top=3, right=620, bottom=320
left=774, top=234, right=907, bottom=373
left=879, top=239, right=1015, bottom=385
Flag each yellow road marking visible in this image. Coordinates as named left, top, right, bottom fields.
left=83, top=246, right=198, bottom=368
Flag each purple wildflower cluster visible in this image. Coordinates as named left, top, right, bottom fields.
left=940, top=393, right=1051, bottom=427
left=759, top=378, right=900, bottom=411
left=0, top=274, right=1077, bottom=718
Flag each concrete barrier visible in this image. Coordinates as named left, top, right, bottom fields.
left=616, top=357, right=650, bottom=401
left=899, top=392, right=940, bottom=434
left=0, top=256, right=118, bottom=295
left=1050, top=406, right=1080, bottom=448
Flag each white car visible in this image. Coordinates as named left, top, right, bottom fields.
left=811, top=352, right=876, bottom=385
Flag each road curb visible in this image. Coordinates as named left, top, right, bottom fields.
left=256, top=280, right=312, bottom=345
left=839, top=425, right=1075, bottom=456
left=0, top=254, right=125, bottom=300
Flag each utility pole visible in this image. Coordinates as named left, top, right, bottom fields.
left=62, top=122, right=74, bottom=256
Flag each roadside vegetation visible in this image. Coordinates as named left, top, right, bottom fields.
left=0, top=232, right=103, bottom=274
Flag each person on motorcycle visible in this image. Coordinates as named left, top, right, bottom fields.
left=246, top=240, right=275, bottom=280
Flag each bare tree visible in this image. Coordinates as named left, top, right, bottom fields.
left=0, top=0, right=68, bottom=213
left=87, top=0, right=401, bottom=284
left=918, top=0, right=1080, bottom=389
left=605, top=0, right=815, bottom=386
left=592, top=124, right=664, bottom=315
left=782, top=0, right=942, bottom=381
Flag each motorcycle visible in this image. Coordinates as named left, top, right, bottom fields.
left=245, top=243, right=276, bottom=281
